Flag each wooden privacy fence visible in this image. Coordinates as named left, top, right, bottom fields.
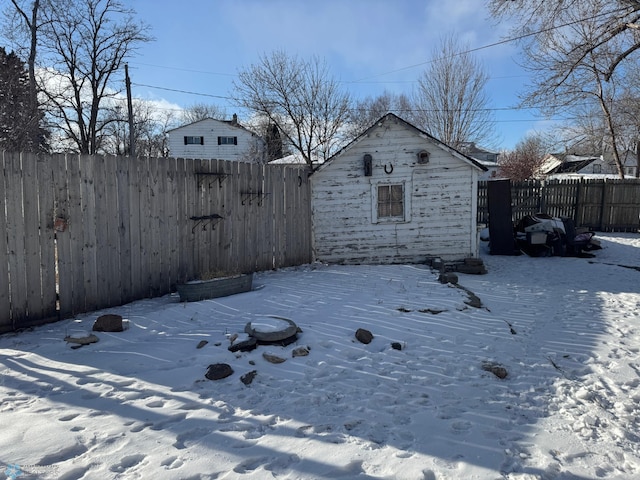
left=1, top=152, right=312, bottom=333
left=477, top=178, right=640, bottom=232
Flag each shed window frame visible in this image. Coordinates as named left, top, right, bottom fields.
left=370, top=179, right=412, bottom=224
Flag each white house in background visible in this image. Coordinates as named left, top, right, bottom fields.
left=618, top=150, right=639, bottom=177
left=459, top=142, right=500, bottom=180
left=167, top=115, right=266, bottom=162
left=310, top=113, right=487, bottom=264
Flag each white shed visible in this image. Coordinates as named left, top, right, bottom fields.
left=167, top=116, right=266, bottom=162
left=311, top=113, right=487, bottom=264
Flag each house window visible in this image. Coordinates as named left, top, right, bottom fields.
left=378, top=184, right=404, bottom=218
left=218, top=136, right=237, bottom=145
left=184, top=136, right=204, bottom=145
left=592, top=164, right=602, bottom=174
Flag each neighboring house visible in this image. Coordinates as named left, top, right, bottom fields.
left=618, top=150, right=639, bottom=177
left=167, top=115, right=266, bottom=162
left=539, top=153, right=600, bottom=177
left=460, top=142, right=499, bottom=180
left=310, top=113, right=487, bottom=264
left=540, top=152, right=639, bottom=178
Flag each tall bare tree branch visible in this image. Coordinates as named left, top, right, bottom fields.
left=233, top=50, right=350, bottom=166
left=410, top=35, right=496, bottom=149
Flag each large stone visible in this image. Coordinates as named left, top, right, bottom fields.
left=205, top=363, right=234, bottom=380
left=464, top=291, right=483, bottom=308
left=240, top=370, right=257, bottom=385
left=464, top=257, right=484, bottom=266
left=292, top=346, right=310, bottom=357
left=355, top=328, right=374, bottom=344
left=262, top=352, right=287, bottom=364
left=482, top=362, right=508, bottom=379
left=92, top=314, right=123, bottom=332
left=438, top=272, right=458, bottom=284
left=64, top=334, right=99, bottom=349
left=245, top=316, right=298, bottom=343
left=228, top=337, right=258, bottom=353
left=456, top=259, right=488, bottom=274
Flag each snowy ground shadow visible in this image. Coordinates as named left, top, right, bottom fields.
left=1, top=235, right=639, bottom=479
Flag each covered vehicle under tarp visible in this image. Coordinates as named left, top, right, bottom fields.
left=515, top=213, right=600, bottom=257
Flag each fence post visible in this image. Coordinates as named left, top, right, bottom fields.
left=574, top=178, right=583, bottom=224
left=599, top=179, right=607, bottom=231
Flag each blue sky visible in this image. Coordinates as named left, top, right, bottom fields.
left=126, top=0, right=553, bottom=150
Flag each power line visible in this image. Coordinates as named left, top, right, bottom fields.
left=126, top=8, right=627, bottom=89
left=132, top=83, right=232, bottom=100
left=129, top=62, right=235, bottom=77
left=125, top=85, right=584, bottom=127
left=349, top=6, right=629, bottom=83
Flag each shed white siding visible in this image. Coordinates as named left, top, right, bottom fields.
left=311, top=115, right=481, bottom=264
left=168, top=118, right=265, bottom=162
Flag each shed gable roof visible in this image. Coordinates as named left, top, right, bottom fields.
left=315, top=113, right=487, bottom=173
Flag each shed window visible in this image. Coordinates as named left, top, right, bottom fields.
left=377, top=184, right=404, bottom=218
left=184, top=136, right=204, bottom=145
left=371, top=179, right=411, bottom=224
left=218, top=136, right=237, bottom=145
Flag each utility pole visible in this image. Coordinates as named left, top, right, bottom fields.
left=125, top=63, right=135, bottom=157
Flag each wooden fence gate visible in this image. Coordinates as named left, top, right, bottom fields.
left=1, top=152, right=312, bottom=333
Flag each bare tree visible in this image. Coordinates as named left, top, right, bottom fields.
left=100, top=99, right=177, bottom=157
left=488, top=0, right=640, bottom=178
left=410, top=35, right=496, bottom=149
left=181, top=102, right=226, bottom=124
left=498, top=134, right=550, bottom=181
left=233, top=50, right=351, bottom=166
left=346, top=90, right=412, bottom=139
left=488, top=0, right=640, bottom=82
left=135, top=103, right=176, bottom=158
left=501, top=3, right=628, bottom=177
left=35, top=0, right=152, bottom=154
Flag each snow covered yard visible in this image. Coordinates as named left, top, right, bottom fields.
left=1, top=233, right=639, bottom=480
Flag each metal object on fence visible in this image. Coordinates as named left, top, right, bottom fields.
left=54, top=217, right=68, bottom=232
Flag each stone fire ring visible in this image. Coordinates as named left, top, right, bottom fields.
left=244, top=316, right=298, bottom=343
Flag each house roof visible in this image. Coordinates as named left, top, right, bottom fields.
left=540, top=153, right=599, bottom=174
left=167, top=116, right=260, bottom=137
left=459, top=142, right=497, bottom=156
left=315, top=113, right=487, bottom=173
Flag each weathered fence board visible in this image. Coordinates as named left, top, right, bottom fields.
left=1, top=152, right=313, bottom=333
left=35, top=155, right=57, bottom=322
left=0, top=154, right=12, bottom=323
left=478, top=179, right=640, bottom=232
left=5, top=152, right=28, bottom=328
